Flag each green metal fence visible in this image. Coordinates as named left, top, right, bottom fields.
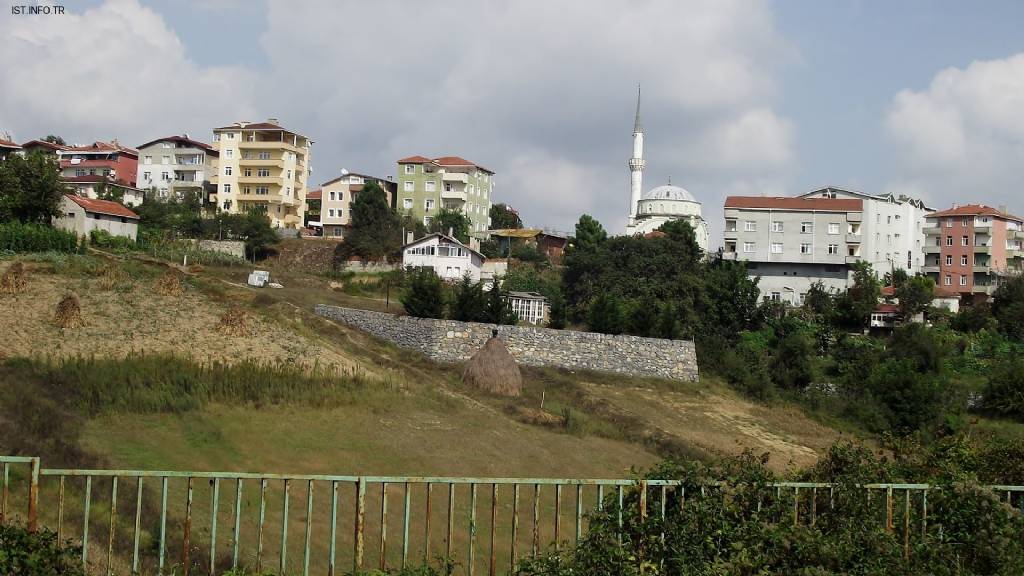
left=1, top=455, right=1023, bottom=576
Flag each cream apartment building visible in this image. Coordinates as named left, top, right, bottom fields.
left=316, top=171, right=396, bottom=238
left=210, top=119, right=312, bottom=229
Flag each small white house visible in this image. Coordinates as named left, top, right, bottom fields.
left=402, top=233, right=484, bottom=282
left=63, top=176, right=144, bottom=207
left=55, top=194, right=140, bottom=241
left=505, top=291, right=549, bottom=325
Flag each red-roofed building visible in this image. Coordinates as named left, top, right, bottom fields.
left=62, top=175, right=145, bottom=207
left=56, top=194, right=140, bottom=241
left=58, top=141, right=139, bottom=186
left=922, top=204, right=1024, bottom=303
left=310, top=172, right=396, bottom=238
left=21, top=139, right=69, bottom=156
left=396, top=155, right=494, bottom=248
left=0, top=138, right=21, bottom=160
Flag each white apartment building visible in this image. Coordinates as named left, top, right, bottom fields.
left=402, top=233, right=485, bottom=282
left=314, top=171, right=396, bottom=238
left=723, top=187, right=932, bottom=305
left=136, top=135, right=218, bottom=202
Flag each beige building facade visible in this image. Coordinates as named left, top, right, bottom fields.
left=315, top=172, right=396, bottom=238
left=210, top=119, right=312, bottom=229
left=55, top=194, right=139, bottom=240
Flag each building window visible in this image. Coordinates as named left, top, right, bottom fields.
left=801, top=222, right=813, bottom=233
left=946, top=255, right=953, bottom=266
left=142, top=171, right=150, bottom=181
left=404, top=164, right=415, bottom=174
left=226, top=133, right=235, bottom=139
left=75, top=169, right=86, bottom=177
left=224, top=166, right=232, bottom=176
left=403, top=181, right=414, bottom=192
left=258, top=152, right=271, bottom=160
left=144, top=155, right=152, bottom=165
left=769, top=292, right=781, bottom=302
left=961, top=255, right=968, bottom=266
left=771, top=221, right=783, bottom=232
left=256, top=186, right=269, bottom=195
left=222, top=184, right=231, bottom=194
left=334, top=227, right=342, bottom=236
left=425, top=199, right=435, bottom=211
left=742, top=242, right=755, bottom=253
left=225, top=150, right=234, bottom=159
left=828, top=223, right=840, bottom=234
left=960, top=275, right=967, bottom=286
left=403, top=198, right=413, bottom=209
left=946, top=219, right=954, bottom=227
left=962, top=236, right=969, bottom=246
left=424, top=216, right=432, bottom=227
left=946, top=236, right=953, bottom=246
left=800, top=243, right=811, bottom=254
left=161, top=156, right=169, bottom=165
left=725, top=220, right=737, bottom=232
left=744, top=221, right=756, bottom=232
left=286, top=170, right=292, bottom=179
left=827, top=244, right=839, bottom=255
left=944, top=275, right=951, bottom=286
left=770, top=242, right=782, bottom=254
left=328, top=209, right=335, bottom=217
left=257, top=169, right=270, bottom=177
left=962, top=218, right=969, bottom=226
left=425, top=180, right=437, bottom=192
left=244, top=168, right=252, bottom=177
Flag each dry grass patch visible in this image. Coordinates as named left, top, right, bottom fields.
left=96, top=264, right=129, bottom=291
left=154, top=270, right=183, bottom=296
left=217, top=305, right=253, bottom=337
left=0, top=262, right=28, bottom=295
left=54, top=293, right=84, bottom=329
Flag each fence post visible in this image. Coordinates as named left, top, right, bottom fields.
left=27, top=457, right=40, bottom=533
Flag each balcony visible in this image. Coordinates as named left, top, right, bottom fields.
left=845, top=233, right=861, bottom=243
left=236, top=193, right=275, bottom=202
left=238, top=140, right=303, bottom=152
left=923, top=245, right=941, bottom=254
left=922, top=225, right=941, bottom=235
left=240, top=158, right=284, bottom=168
left=973, top=265, right=992, bottom=274
left=973, top=284, right=997, bottom=296
left=846, top=213, right=862, bottom=222
left=238, top=175, right=282, bottom=185
left=974, top=245, right=991, bottom=254
left=921, top=265, right=940, bottom=274
left=440, top=189, right=467, bottom=202
left=723, top=229, right=738, bottom=239
left=845, top=255, right=861, bottom=264
left=974, top=223, right=992, bottom=233
left=441, top=172, right=469, bottom=184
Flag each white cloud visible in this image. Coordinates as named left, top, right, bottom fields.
left=0, top=0, right=256, bottom=147
left=885, top=54, right=1024, bottom=211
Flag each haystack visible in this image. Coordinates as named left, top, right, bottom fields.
left=54, top=293, right=83, bottom=329
left=217, top=305, right=252, bottom=337
left=154, top=270, right=183, bottom=297
left=97, top=265, right=128, bottom=291
left=0, top=262, right=28, bottom=295
left=462, top=337, right=522, bottom=397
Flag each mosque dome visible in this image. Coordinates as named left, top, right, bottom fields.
left=641, top=185, right=698, bottom=203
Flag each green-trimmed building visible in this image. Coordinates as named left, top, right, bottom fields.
left=396, top=155, right=494, bottom=246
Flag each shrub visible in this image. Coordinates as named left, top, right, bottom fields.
left=89, top=228, right=135, bottom=251
left=401, top=268, right=446, bottom=319
left=0, top=221, right=80, bottom=253
left=153, top=270, right=183, bottom=297
left=0, top=525, right=84, bottom=576
left=0, top=261, right=28, bottom=295
left=587, top=292, right=624, bottom=335
left=982, top=355, right=1024, bottom=419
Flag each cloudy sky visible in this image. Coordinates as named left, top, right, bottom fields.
left=2, top=0, right=1024, bottom=246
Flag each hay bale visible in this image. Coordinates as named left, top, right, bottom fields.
left=54, top=293, right=83, bottom=329
left=216, top=305, right=252, bottom=336
left=0, top=262, right=28, bottom=295
left=154, top=270, right=183, bottom=297
left=96, top=265, right=128, bottom=291
left=462, top=337, right=522, bottom=397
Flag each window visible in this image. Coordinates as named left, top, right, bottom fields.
left=334, top=227, right=342, bottom=236
left=771, top=221, right=783, bottom=232
left=222, top=184, right=231, bottom=194
left=827, top=244, right=839, bottom=255
left=962, top=218, right=969, bottom=227
left=75, top=169, right=86, bottom=177
left=770, top=242, right=782, bottom=254
left=225, top=150, right=233, bottom=159
left=725, top=220, right=737, bottom=232
left=946, top=219, right=953, bottom=227
left=886, top=215, right=891, bottom=224
left=224, top=166, right=232, bottom=176
left=257, top=169, right=270, bottom=177
left=337, top=208, right=343, bottom=218
left=946, top=255, right=953, bottom=266
left=144, top=155, right=152, bottom=165
left=961, top=255, right=968, bottom=266
left=328, top=209, right=335, bottom=217
left=256, top=186, right=269, bottom=195
left=962, top=236, right=969, bottom=246
left=329, top=191, right=336, bottom=201
left=800, top=243, right=811, bottom=254
left=403, top=198, right=413, bottom=209
left=444, top=182, right=453, bottom=192
left=404, top=164, right=415, bottom=174
left=161, top=156, right=170, bottom=165
left=425, top=180, right=437, bottom=192
left=828, top=223, right=839, bottom=234
left=258, top=152, right=271, bottom=160
left=425, top=199, right=435, bottom=211
left=960, top=275, right=967, bottom=286
left=423, top=216, right=432, bottom=227
left=742, top=242, right=755, bottom=253
left=946, top=236, right=953, bottom=246
left=744, top=221, right=756, bottom=232
left=142, top=171, right=150, bottom=181
left=403, top=181, right=414, bottom=192
left=801, top=222, right=813, bottom=233
left=226, top=133, right=235, bottom=139
left=244, top=168, right=252, bottom=177
left=287, top=170, right=292, bottom=179
left=945, top=275, right=952, bottom=286
left=769, top=292, right=781, bottom=302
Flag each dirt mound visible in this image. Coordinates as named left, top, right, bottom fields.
left=462, top=337, right=523, bottom=396
left=0, top=262, right=28, bottom=295
left=54, top=293, right=83, bottom=329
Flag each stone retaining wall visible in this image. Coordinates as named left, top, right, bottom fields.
left=190, top=239, right=246, bottom=259
left=315, top=305, right=699, bottom=382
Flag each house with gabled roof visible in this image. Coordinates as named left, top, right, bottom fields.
left=55, top=194, right=140, bottom=241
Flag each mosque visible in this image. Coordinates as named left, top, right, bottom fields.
left=624, top=88, right=710, bottom=252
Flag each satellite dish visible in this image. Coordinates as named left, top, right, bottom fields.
left=340, top=168, right=349, bottom=176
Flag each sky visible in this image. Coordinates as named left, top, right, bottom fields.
left=2, top=0, right=1024, bottom=247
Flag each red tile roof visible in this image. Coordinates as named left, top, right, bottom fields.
left=306, top=188, right=322, bottom=200
left=874, top=303, right=900, bottom=314
left=64, top=194, right=139, bottom=219
left=21, top=139, right=68, bottom=151
left=135, top=135, right=218, bottom=156
left=880, top=286, right=896, bottom=297
left=882, top=285, right=962, bottom=299
left=0, top=138, right=21, bottom=149
left=725, top=196, right=862, bottom=211
left=60, top=159, right=120, bottom=168
left=62, top=141, right=138, bottom=156
left=214, top=122, right=303, bottom=134
left=397, top=155, right=432, bottom=164
left=927, top=204, right=1023, bottom=222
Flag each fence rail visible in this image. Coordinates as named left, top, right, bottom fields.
left=2, top=455, right=1023, bottom=576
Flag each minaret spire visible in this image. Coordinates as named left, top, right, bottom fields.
left=627, top=83, right=645, bottom=229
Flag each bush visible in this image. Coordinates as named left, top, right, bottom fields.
left=587, top=293, right=624, bottom=335
left=0, top=221, right=80, bottom=253
left=982, top=355, right=1024, bottom=419
left=401, top=268, right=446, bottom=319
left=89, top=228, right=135, bottom=251
left=0, top=525, right=84, bottom=576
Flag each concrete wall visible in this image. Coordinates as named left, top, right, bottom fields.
left=315, top=305, right=699, bottom=382
left=190, top=239, right=246, bottom=259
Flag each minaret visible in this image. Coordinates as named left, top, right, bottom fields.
left=627, top=85, right=645, bottom=230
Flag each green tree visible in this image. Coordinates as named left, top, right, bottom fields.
left=93, top=179, right=125, bottom=204
left=450, top=275, right=488, bottom=322
left=489, top=203, right=522, bottom=229
left=982, top=355, right=1024, bottom=420
left=0, top=152, right=68, bottom=223
left=43, top=134, right=67, bottom=146
left=884, top=267, right=910, bottom=288
left=992, top=275, right=1024, bottom=340
left=547, top=291, right=567, bottom=329
left=484, top=282, right=518, bottom=325
left=770, top=320, right=815, bottom=390
left=655, top=302, right=682, bottom=339
left=951, top=302, right=996, bottom=333
left=401, top=268, right=446, bottom=318
left=428, top=208, right=471, bottom=244
left=624, top=301, right=657, bottom=337
left=336, top=181, right=402, bottom=263
left=240, top=210, right=279, bottom=259
left=896, top=275, right=935, bottom=318
left=572, top=214, right=607, bottom=252
left=702, top=259, right=762, bottom=343
left=657, top=219, right=703, bottom=264
left=588, top=292, right=624, bottom=335
left=803, top=280, right=834, bottom=317
left=837, top=261, right=881, bottom=328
